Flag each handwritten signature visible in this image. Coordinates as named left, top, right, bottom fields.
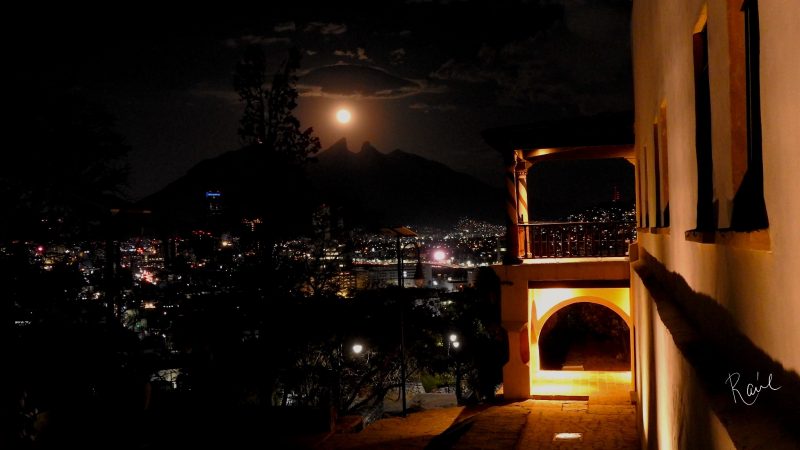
left=725, top=372, right=781, bottom=406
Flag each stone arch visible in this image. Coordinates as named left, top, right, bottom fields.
left=530, top=292, right=633, bottom=374
left=534, top=295, right=631, bottom=341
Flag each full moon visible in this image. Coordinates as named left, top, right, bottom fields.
left=336, top=109, right=352, bottom=124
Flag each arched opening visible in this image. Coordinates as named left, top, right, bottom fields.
left=538, top=302, right=630, bottom=370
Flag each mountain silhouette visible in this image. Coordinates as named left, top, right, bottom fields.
left=310, top=139, right=502, bottom=228
left=139, top=139, right=502, bottom=234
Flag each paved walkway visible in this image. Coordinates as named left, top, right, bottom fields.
left=314, top=372, right=638, bottom=449
left=315, top=397, right=638, bottom=450
left=515, top=399, right=638, bottom=449
left=317, top=407, right=467, bottom=449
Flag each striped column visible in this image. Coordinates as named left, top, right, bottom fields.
left=516, top=158, right=531, bottom=258
left=504, top=157, right=520, bottom=263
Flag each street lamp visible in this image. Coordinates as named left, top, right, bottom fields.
left=448, top=333, right=458, bottom=356
left=336, top=341, right=368, bottom=414
left=380, top=226, right=422, bottom=417
left=450, top=339, right=462, bottom=403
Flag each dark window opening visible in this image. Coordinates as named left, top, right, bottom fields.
left=731, top=0, right=768, bottom=230
left=539, top=303, right=630, bottom=371
left=693, top=24, right=716, bottom=231
left=656, top=103, right=670, bottom=227
left=653, top=124, right=663, bottom=227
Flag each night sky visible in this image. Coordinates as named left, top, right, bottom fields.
left=10, top=1, right=632, bottom=201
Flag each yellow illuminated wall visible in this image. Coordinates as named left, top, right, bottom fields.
left=528, top=287, right=632, bottom=379
left=532, top=287, right=631, bottom=338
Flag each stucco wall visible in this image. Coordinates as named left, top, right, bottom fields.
left=632, top=0, right=800, bottom=447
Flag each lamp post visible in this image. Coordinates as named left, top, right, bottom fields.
left=336, top=341, right=367, bottom=415
left=380, top=226, right=420, bottom=417
left=451, top=339, right=462, bottom=403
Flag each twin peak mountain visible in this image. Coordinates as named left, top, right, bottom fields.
left=142, top=138, right=501, bottom=232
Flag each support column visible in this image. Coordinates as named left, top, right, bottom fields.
left=503, top=321, right=530, bottom=399
left=498, top=270, right=532, bottom=399
left=503, top=155, right=521, bottom=264
left=515, top=156, right=532, bottom=258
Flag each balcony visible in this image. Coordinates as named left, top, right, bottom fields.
left=518, top=221, right=635, bottom=259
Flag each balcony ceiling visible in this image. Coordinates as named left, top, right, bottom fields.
left=481, top=111, right=634, bottom=162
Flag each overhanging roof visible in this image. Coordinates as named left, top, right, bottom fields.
left=481, top=111, right=634, bottom=160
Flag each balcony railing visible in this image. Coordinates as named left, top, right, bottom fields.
left=518, top=221, right=636, bottom=259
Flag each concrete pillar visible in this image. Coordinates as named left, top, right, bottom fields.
left=498, top=271, right=532, bottom=399
left=503, top=321, right=530, bottom=399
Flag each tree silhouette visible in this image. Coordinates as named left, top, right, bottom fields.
left=233, top=46, right=320, bottom=164
left=3, top=91, right=130, bottom=241
left=233, top=46, right=321, bottom=297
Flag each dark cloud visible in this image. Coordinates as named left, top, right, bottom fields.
left=274, top=21, right=296, bottom=33
left=409, top=102, right=457, bottom=112
left=225, top=35, right=291, bottom=48
left=390, top=48, right=407, bottom=65
left=430, top=59, right=490, bottom=83
left=333, top=48, right=370, bottom=61
left=298, top=64, right=445, bottom=99
left=427, top=1, right=631, bottom=115
left=405, top=0, right=468, bottom=3
left=304, top=22, right=347, bottom=35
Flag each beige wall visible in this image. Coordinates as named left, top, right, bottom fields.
left=632, top=0, right=800, bottom=447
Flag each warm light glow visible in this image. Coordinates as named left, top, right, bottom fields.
left=352, top=344, right=363, bottom=354
left=433, top=250, right=446, bottom=262
left=452, top=341, right=460, bottom=349
left=449, top=334, right=458, bottom=342
left=532, top=287, right=631, bottom=322
left=532, top=370, right=631, bottom=397
left=553, top=432, right=583, bottom=441
left=336, top=109, right=352, bottom=124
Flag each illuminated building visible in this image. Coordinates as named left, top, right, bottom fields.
left=630, top=0, right=799, bottom=448
left=483, top=113, right=636, bottom=400
left=205, top=190, right=222, bottom=216
left=485, top=1, right=799, bottom=447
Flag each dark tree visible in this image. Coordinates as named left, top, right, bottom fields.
left=233, top=46, right=320, bottom=164
left=232, top=46, right=321, bottom=300
left=3, top=91, right=130, bottom=241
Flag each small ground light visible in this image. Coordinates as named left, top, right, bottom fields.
left=553, top=432, right=583, bottom=441
left=352, top=344, right=363, bottom=354
left=449, top=334, right=458, bottom=342
left=452, top=341, right=460, bottom=349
